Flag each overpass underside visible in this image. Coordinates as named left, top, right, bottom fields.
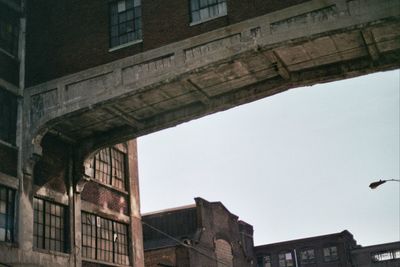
left=26, top=0, right=400, bottom=162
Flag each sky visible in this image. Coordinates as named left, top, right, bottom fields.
left=137, top=69, right=400, bottom=247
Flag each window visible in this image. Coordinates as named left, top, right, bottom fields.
left=300, top=249, right=315, bottom=264
left=0, top=185, right=15, bottom=242
left=94, top=147, right=127, bottom=190
left=279, top=251, right=294, bottom=267
left=257, top=255, right=272, bottom=267
left=82, top=212, right=129, bottom=265
left=0, top=6, right=19, bottom=56
left=0, top=89, right=17, bottom=145
left=109, top=0, right=142, bottom=48
left=372, top=249, right=400, bottom=262
left=323, top=246, right=338, bottom=262
left=33, top=198, right=67, bottom=252
left=190, top=0, right=227, bottom=24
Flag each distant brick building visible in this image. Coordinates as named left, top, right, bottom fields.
left=255, top=231, right=357, bottom=267
left=254, top=231, right=400, bottom=267
left=351, top=242, right=400, bottom=267
left=142, top=197, right=255, bottom=267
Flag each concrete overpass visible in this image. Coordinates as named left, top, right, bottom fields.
left=25, top=0, right=400, bottom=167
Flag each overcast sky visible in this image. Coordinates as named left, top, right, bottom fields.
left=137, top=70, right=399, bottom=247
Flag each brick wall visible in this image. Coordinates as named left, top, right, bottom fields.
left=144, top=247, right=177, bottom=267
left=81, top=181, right=129, bottom=215
left=26, top=0, right=310, bottom=86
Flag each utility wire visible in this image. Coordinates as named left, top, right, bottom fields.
left=142, top=221, right=230, bottom=266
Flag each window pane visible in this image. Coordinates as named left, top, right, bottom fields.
left=200, top=0, right=208, bottom=8
left=200, top=8, right=210, bottom=20
left=192, top=11, right=200, bottom=22
left=191, top=0, right=199, bottom=10
left=117, top=1, right=126, bottom=12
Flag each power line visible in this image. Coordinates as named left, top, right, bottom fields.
left=142, top=221, right=230, bottom=266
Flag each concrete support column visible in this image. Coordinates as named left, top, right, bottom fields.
left=18, top=166, right=34, bottom=256
left=72, top=192, right=82, bottom=267
left=127, top=140, right=144, bottom=267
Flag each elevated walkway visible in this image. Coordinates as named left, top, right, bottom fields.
left=25, top=0, right=400, bottom=158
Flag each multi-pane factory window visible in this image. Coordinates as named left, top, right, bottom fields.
left=279, top=251, right=294, bottom=267
left=372, top=249, right=400, bottom=262
left=323, top=245, right=338, bottom=262
left=0, top=6, right=19, bottom=57
left=190, top=0, right=227, bottom=24
left=0, top=185, right=15, bottom=242
left=81, top=212, right=130, bottom=265
left=94, top=147, right=127, bottom=190
left=33, top=198, right=67, bottom=253
left=109, top=0, right=142, bottom=48
left=300, top=248, right=316, bottom=264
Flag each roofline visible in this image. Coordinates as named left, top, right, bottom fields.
left=255, top=230, right=354, bottom=249
left=351, top=241, right=400, bottom=251
left=142, top=203, right=196, bottom=216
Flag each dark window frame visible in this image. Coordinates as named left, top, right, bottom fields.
left=371, top=249, right=400, bottom=262
left=0, top=185, right=15, bottom=243
left=257, top=254, right=272, bottom=267
left=299, top=248, right=316, bottom=264
left=81, top=211, right=130, bottom=266
left=189, top=0, right=227, bottom=24
left=93, top=146, right=128, bottom=191
left=323, top=245, right=339, bottom=262
left=33, top=197, right=68, bottom=253
left=279, top=251, right=294, bottom=267
left=109, top=0, right=142, bottom=49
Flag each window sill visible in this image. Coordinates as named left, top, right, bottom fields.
left=108, top=39, right=143, bottom=52
left=82, top=258, right=130, bottom=267
left=32, top=247, right=70, bottom=257
left=0, top=139, right=17, bottom=150
left=0, top=241, right=17, bottom=248
left=189, top=13, right=227, bottom=26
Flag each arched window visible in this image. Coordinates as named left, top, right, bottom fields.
left=215, top=239, right=233, bottom=267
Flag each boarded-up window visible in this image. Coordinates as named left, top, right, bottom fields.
left=215, top=239, right=233, bottom=267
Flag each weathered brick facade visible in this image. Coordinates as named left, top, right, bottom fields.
left=142, top=197, right=255, bottom=267
left=81, top=181, right=129, bottom=215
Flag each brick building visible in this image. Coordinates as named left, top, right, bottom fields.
left=1, top=0, right=399, bottom=266
left=142, top=197, right=254, bottom=267
left=254, top=231, right=400, bottom=267
left=255, top=231, right=358, bottom=267
left=351, top=242, right=400, bottom=267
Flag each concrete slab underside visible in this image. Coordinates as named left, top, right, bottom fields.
left=26, top=0, right=400, bottom=152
